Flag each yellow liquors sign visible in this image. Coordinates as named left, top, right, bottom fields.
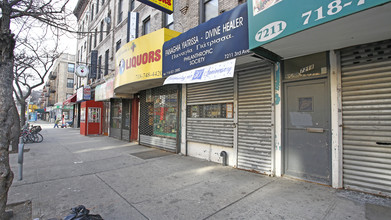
left=114, top=28, right=180, bottom=90
left=138, top=0, right=173, bottom=14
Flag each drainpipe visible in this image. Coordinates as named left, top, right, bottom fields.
left=220, top=151, right=227, bottom=166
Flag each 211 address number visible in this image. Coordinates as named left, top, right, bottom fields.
left=302, top=0, right=366, bottom=25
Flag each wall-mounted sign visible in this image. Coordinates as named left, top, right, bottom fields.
left=95, top=78, right=115, bottom=101
left=163, top=3, right=249, bottom=77
left=84, top=85, right=91, bottom=100
left=76, top=64, right=89, bottom=77
left=164, top=59, right=236, bottom=85
left=137, top=0, right=173, bottom=14
left=128, top=12, right=139, bottom=42
left=114, top=28, right=181, bottom=90
left=77, top=87, right=84, bottom=101
left=248, top=0, right=391, bottom=50
left=90, top=50, right=98, bottom=78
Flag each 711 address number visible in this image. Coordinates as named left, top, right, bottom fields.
left=302, top=0, right=366, bottom=25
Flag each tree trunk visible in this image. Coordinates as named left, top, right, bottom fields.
left=20, top=101, right=26, bottom=128
left=0, top=32, right=16, bottom=219
left=10, top=102, right=20, bottom=153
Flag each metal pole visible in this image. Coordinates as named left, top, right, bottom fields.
left=18, top=136, right=24, bottom=181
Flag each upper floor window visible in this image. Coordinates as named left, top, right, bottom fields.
left=130, top=0, right=135, bottom=11
left=91, top=4, right=94, bottom=21
left=104, top=49, right=109, bottom=76
left=89, top=35, right=92, bottom=52
left=202, top=0, right=218, bottom=23
left=94, top=28, right=97, bottom=47
left=116, top=40, right=121, bottom=52
left=164, top=13, right=173, bottom=30
left=118, top=0, right=123, bottom=24
left=98, top=55, right=102, bottom=79
left=67, top=79, right=74, bottom=88
left=143, top=17, right=150, bottom=35
left=100, top=20, right=104, bottom=42
left=68, top=63, right=75, bottom=73
left=102, top=0, right=105, bottom=5
left=96, top=0, right=99, bottom=13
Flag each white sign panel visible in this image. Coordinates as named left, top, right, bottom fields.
left=129, top=12, right=138, bottom=41
left=164, top=59, right=236, bottom=85
left=76, top=65, right=89, bottom=77
left=76, top=87, right=84, bottom=101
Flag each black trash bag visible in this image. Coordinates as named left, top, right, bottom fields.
left=64, top=205, right=103, bottom=220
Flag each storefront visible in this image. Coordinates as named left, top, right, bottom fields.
left=75, top=86, right=92, bottom=129
left=63, top=93, right=77, bottom=126
left=114, top=28, right=181, bottom=150
left=247, top=0, right=391, bottom=195
left=109, top=98, right=136, bottom=141
left=138, top=85, right=179, bottom=152
left=162, top=3, right=274, bottom=172
left=95, top=78, right=116, bottom=137
left=80, top=100, right=103, bottom=135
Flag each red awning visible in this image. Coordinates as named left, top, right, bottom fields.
left=63, top=93, right=77, bottom=106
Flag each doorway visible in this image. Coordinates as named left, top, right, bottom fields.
left=284, top=78, right=331, bottom=184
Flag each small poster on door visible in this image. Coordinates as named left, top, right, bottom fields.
left=226, top=103, right=233, bottom=118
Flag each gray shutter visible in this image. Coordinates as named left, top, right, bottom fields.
left=340, top=40, right=391, bottom=196
left=237, top=61, right=273, bottom=174
left=187, top=78, right=235, bottom=147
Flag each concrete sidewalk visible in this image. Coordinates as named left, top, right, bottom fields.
left=8, top=121, right=391, bottom=220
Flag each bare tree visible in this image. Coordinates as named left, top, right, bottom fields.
left=0, top=0, right=71, bottom=217
left=14, top=36, right=60, bottom=127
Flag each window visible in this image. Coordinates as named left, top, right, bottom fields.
left=84, top=41, right=86, bottom=51
left=100, top=20, right=104, bottom=42
left=89, top=35, right=92, bottom=52
left=94, top=28, right=97, bottom=47
left=96, top=0, right=99, bottom=13
left=143, top=17, right=150, bottom=35
left=130, top=0, right=135, bottom=11
left=104, top=49, right=109, bottom=75
left=67, top=79, right=74, bottom=88
left=98, top=55, right=102, bottom=79
left=118, top=0, right=123, bottom=24
left=106, top=16, right=111, bottom=35
left=68, top=63, right=75, bottom=73
left=187, top=103, right=233, bottom=118
left=202, top=0, right=218, bottom=23
left=164, top=13, right=173, bottom=30
left=91, top=4, right=94, bottom=21
left=116, top=40, right=121, bottom=52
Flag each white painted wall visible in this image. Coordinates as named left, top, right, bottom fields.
left=188, top=142, right=236, bottom=166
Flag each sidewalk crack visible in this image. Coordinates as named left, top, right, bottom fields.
left=95, top=174, right=150, bottom=220
left=202, top=179, right=275, bottom=220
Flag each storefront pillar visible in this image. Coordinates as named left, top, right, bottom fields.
left=274, top=62, right=282, bottom=177
left=330, top=50, right=343, bottom=188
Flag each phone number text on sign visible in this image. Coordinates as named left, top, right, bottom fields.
left=302, top=0, right=366, bottom=25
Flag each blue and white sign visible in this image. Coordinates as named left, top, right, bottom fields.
left=164, top=59, right=236, bottom=85
left=163, top=3, right=249, bottom=77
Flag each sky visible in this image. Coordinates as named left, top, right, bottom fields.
left=59, top=0, right=78, bottom=55
left=10, top=0, right=79, bottom=92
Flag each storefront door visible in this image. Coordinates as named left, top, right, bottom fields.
left=284, top=78, right=331, bottom=184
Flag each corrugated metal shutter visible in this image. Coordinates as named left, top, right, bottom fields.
left=237, top=61, right=273, bottom=174
left=187, top=78, right=235, bottom=147
left=139, top=86, right=179, bottom=152
left=340, top=40, right=391, bottom=196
